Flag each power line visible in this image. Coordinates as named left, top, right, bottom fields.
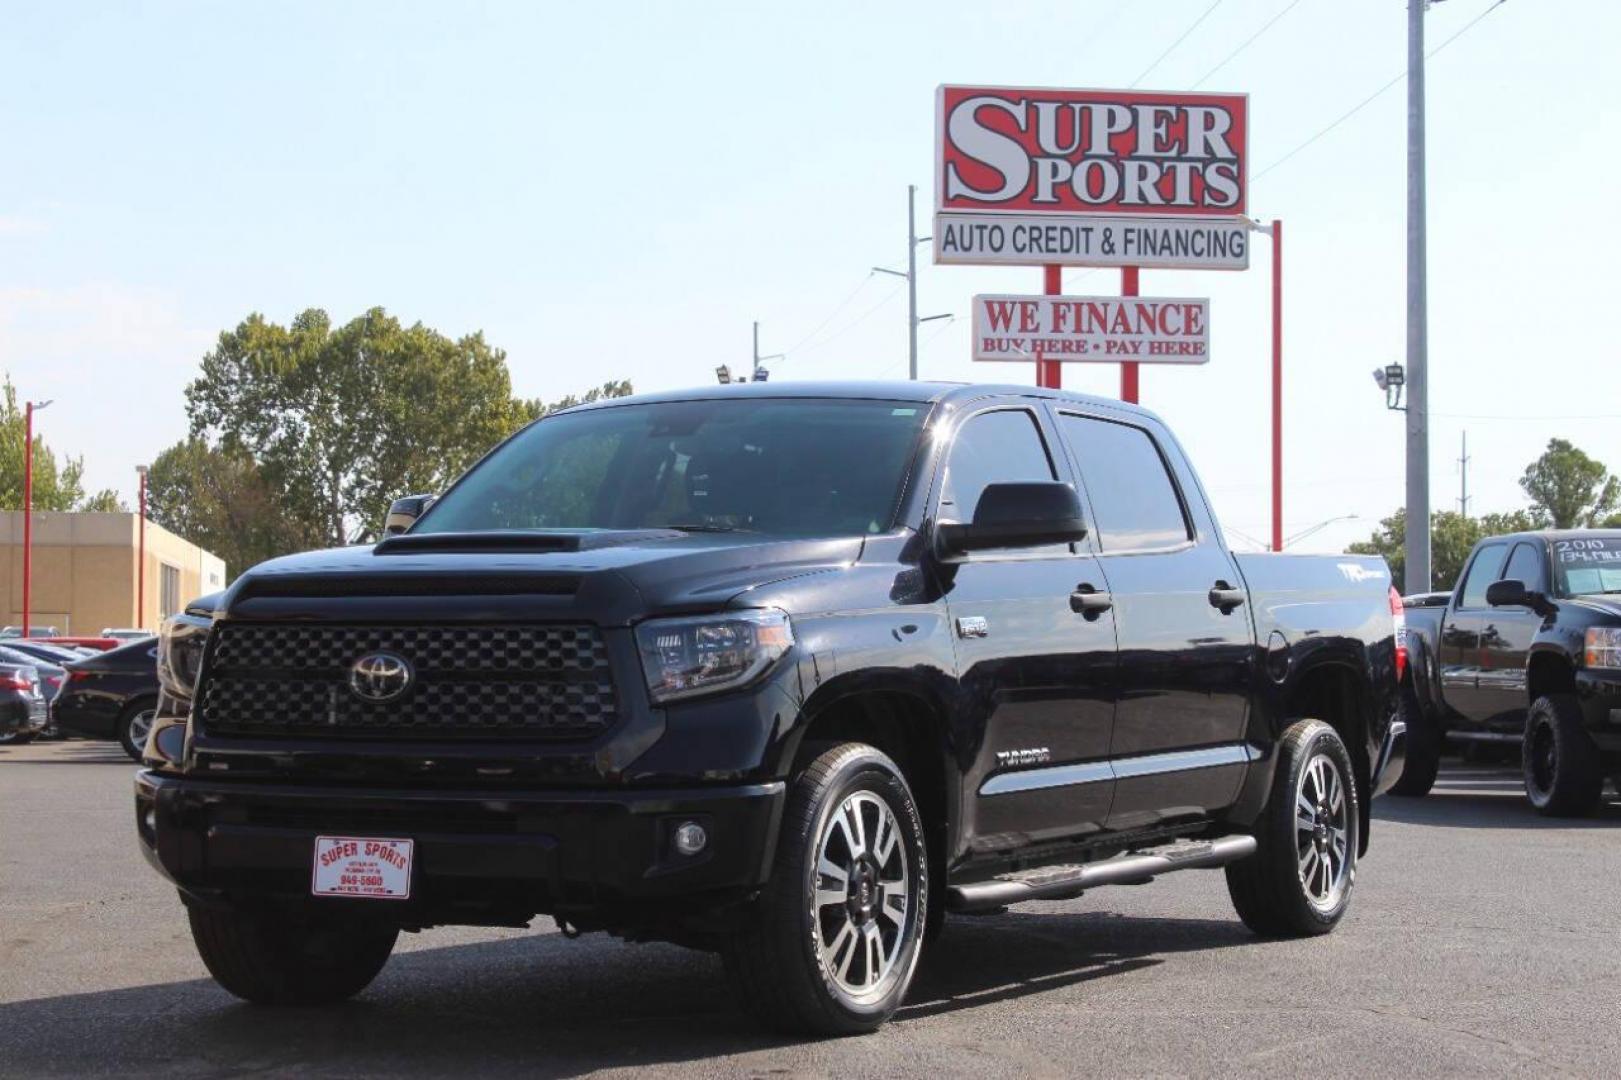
left=787, top=281, right=905, bottom=359
left=1130, top=0, right=1227, bottom=89
left=776, top=273, right=876, bottom=364
left=1192, top=0, right=1309, bottom=89
left=1254, top=0, right=1509, bottom=182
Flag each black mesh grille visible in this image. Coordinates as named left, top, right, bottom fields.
left=198, top=622, right=617, bottom=740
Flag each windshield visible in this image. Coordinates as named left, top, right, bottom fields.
left=1553, top=536, right=1621, bottom=596
left=416, top=397, right=931, bottom=539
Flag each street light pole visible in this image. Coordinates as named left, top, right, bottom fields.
left=1405, top=0, right=1433, bottom=593
left=21, top=399, right=53, bottom=638
left=136, top=464, right=149, bottom=627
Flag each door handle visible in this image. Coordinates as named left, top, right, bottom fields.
left=1070, top=584, right=1113, bottom=618
left=1208, top=581, right=1246, bottom=613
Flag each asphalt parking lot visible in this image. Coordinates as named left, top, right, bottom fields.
left=1, top=741, right=1617, bottom=1079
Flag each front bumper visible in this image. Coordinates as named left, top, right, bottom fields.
left=135, top=771, right=786, bottom=924
left=1573, top=670, right=1621, bottom=755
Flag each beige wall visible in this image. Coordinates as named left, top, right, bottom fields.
left=0, top=512, right=226, bottom=634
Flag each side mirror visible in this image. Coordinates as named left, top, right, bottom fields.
left=384, top=494, right=436, bottom=536
left=1486, top=578, right=1552, bottom=614
left=936, top=482, right=1088, bottom=556
left=1485, top=579, right=1526, bottom=607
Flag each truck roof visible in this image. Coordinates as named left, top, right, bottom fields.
left=1483, top=529, right=1621, bottom=545
left=561, top=380, right=1162, bottom=419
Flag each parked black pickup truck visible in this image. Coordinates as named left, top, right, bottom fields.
left=1396, top=530, right=1621, bottom=815
left=137, top=382, right=1403, bottom=1035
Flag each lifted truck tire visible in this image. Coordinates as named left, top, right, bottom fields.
left=723, top=743, right=927, bottom=1036
left=1523, top=694, right=1604, bottom=817
left=1226, top=720, right=1359, bottom=938
left=187, top=904, right=398, bottom=1005
left=1389, top=684, right=1441, bottom=797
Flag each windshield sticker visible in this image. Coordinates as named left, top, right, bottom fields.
left=1554, top=538, right=1621, bottom=564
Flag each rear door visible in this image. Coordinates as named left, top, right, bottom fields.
left=1440, top=542, right=1508, bottom=725
left=1475, top=540, right=1548, bottom=732
left=1051, top=408, right=1255, bottom=832
left=939, top=404, right=1120, bottom=854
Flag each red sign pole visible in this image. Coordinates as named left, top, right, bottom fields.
left=1270, top=219, right=1284, bottom=553
left=1036, top=264, right=1062, bottom=388
left=1120, top=267, right=1140, bottom=403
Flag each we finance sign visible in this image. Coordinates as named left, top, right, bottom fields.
left=934, top=86, right=1249, bottom=270
left=971, top=294, right=1210, bottom=365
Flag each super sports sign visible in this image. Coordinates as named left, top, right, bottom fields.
left=934, top=85, right=1249, bottom=270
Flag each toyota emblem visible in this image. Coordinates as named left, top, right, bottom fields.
left=348, top=652, right=414, bottom=703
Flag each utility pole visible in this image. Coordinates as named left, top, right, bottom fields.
left=1405, top=0, right=1433, bottom=593
left=1457, top=431, right=1470, bottom=517
left=751, top=321, right=783, bottom=381
left=874, top=184, right=950, bottom=380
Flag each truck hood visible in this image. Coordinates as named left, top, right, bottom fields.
left=217, top=530, right=866, bottom=626
left=1561, top=594, right=1621, bottom=620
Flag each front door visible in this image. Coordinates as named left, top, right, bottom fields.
left=937, top=405, right=1120, bottom=856
left=1052, top=409, right=1254, bottom=833
left=1476, top=540, right=1548, bottom=732
left=1443, top=542, right=1509, bottom=725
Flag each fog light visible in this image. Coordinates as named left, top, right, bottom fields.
left=673, top=821, right=708, bottom=857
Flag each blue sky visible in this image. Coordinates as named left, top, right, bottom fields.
left=4, top=0, right=1617, bottom=555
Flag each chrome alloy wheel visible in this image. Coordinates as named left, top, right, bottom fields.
left=812, top=790, right=912, bottom=998
left=127, top=707, right=157, bottom=752
left=1295, top=752, right=1351, bottom=911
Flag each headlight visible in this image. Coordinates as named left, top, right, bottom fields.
left=635, top=609, right=794, bottom=704
left=1584, top=627, right=1621, bottom=669
left=158, top=612, right=211, bottom=700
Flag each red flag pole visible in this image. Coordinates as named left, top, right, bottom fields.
left=1120, top=267, right=1140, bottom=403
left=1037, top=264, right=1062, bottom=388
left=1271, top=219, right=1284, bottom=552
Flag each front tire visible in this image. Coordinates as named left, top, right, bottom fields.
left=188, top=904, right=398, bottom=1005
left=117, top=700, right=158, bottom=762
left=1522, top=694, right=1603, bottom=817
left=724, top=743, right=927, bottom=1036
left=1226, top=720, right=1359, bottom=937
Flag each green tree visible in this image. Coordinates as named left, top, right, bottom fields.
left=145, top=439, right=319, bottom=581
left=186, top=308, right=531, bottom=546
left=1520, top=438, right=1619, bottom=528
left=516, top=380, right=636, bottom=423
left=1348, top=508, right=1488, bottom=591
left=0, top=376, right=123, bottom=512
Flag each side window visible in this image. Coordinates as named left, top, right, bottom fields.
left=1458, top=543, right=1507, bottom=608
left=939, top=409, right=1056, bottom=523
left=1057, top=414, right=1190, bottom=552
left=1500, top=542, right=1546, bottom=593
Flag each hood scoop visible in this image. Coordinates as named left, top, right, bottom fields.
left=373, top=529, right=687, bottom=556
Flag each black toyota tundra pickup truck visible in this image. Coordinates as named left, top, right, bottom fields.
left=1394, top=529, right=1621, bottom=815
left=137, top=382, right=1403, bottom=1035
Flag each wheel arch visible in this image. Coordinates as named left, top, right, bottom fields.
left=1281, top=659, right=1372, bottom=856
left=1527, top=645, right=1576, bottom=703
left=784, top=678, right=959, bottom=899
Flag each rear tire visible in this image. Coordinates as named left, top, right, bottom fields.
left=1227, top=720, right=1359, bottom=937
left=723, top=743, right=927, bottom=1036
left=1522, top=694, right=1603, bottom=817
left=117, top=701, right=158, bottom=762
left=1389, top=684, right=1440, bottom=797
left=188, top=904, right=398, bottom=1005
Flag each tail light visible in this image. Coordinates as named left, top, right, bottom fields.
left=1389, top=585, right=1407, bottom=683
left=67, top=669, right=94, bottom=682
left=0, top=673, right=36, bottom=692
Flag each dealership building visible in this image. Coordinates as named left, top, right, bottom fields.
left=0, top=511, right=226, bottom=636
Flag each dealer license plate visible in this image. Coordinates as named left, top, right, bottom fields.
left=311, top=836, right=414, bottom=900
